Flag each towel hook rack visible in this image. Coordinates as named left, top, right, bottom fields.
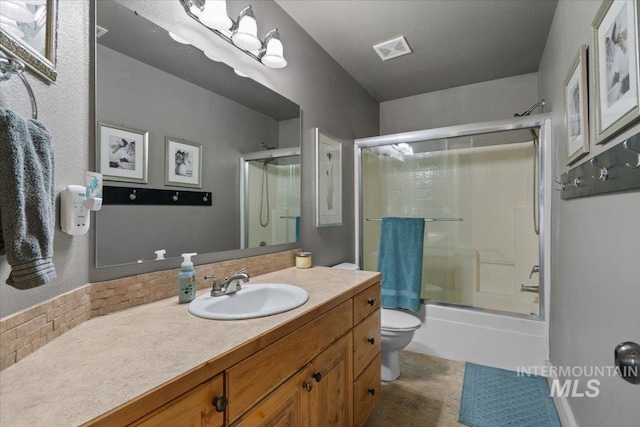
left=0, top=51, right=38, bottom=119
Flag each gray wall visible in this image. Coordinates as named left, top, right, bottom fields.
left=379, top=73, right=539, bottom=134
left=0, top=0, right=378, bottom=317
left=537, top=1, right=640, bottom=425
left=0, top=1, right=91, bottom=318
left=96, top=45, right=281, bottom=265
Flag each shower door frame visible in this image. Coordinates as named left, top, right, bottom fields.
left=240, top=147, right=301, bottom=249
left=354, top=114, right=552, bottom=321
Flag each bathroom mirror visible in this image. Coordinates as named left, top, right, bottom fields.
left=95, top=0, right=301, bottom=267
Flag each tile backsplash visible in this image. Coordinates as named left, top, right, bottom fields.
left=0, top=249, right=298, bottom=371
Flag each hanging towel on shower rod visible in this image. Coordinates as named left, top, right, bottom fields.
left=377, top=217, right=424, bottom=312
left=0, top=108, right=57, bottom=289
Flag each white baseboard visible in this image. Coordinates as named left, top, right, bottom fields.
left=545, top=360, right=578, bottom=427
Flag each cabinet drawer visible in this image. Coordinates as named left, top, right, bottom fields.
left=353, top=283, right=380, bottom=325
left=132, top=374, right=224, bottom=427
left=227, top=300, right=353, bottom=423
left=353, top=353, right=381, bottom=427
left=353, top=309, right=380, bottom=379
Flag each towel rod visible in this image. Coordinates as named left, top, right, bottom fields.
left=279, top=216, right=299, bottom=219
left=366, top=217, right=463, bottom=222
left=0, top=52, right=38, bottom=119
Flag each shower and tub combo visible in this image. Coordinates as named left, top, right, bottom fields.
left=354, top=111, right=552, bottom=372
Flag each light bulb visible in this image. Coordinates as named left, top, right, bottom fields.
left=261, top=30, right=287, bottom=69
left=231, top=6, right=262, bottom=51
left=198, top=0, right=232, bottom=31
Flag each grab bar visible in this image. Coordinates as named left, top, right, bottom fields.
left=366, top=217, right=463, bottom=222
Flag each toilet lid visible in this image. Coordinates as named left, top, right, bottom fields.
left=381, top=308, right=421, bottom=331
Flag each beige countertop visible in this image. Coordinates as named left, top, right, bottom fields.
left=0, top=266, right=380, bottom=426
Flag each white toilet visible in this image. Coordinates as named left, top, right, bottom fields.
left=332, top=263, right=422, bottom=382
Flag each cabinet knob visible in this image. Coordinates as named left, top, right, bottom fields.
left=212, top=396, right=228, bottom=412
left=368, top=388, right=376, bottom=396
left=303, top=381, right=313, bottom=392
left=368, top=337, right=375, bottom=345
left=312, top=371, right=322, bottom=382
left=367, top=298, right=375, bottom=306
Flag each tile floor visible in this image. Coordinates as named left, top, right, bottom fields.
left=365, top=351, right=466, bottom=427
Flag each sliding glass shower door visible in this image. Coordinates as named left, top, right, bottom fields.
left=360, top=129, right=540, bottom=317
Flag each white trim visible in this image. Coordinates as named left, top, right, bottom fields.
left=545, top=359, right=579, bottom=427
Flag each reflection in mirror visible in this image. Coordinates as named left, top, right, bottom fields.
left=95, top=1, right=301, bottom=267
left=241, top=147, right=301, bottom=249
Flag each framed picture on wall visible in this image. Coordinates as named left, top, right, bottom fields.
left=165, top=137, right=202, bottom=188
left=0, top=0, right=58, bottom=82
left=97, top=122, right=148, bottom=183
left=565, top=45, right=590, bottom=165
left=592, top=0, right=640, bottom=144
left=315, top=128, right=342, bottom=227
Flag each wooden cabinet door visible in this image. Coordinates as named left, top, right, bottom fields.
left=232, top=368, right=311, bottom=427
left=134, top=374, right=225, bottom=427
left=308, top=332, right=353, bottom=427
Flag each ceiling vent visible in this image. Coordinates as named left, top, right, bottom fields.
left=96, top=25, right=109, bottom=38
left=373, top=36, right=412, bottom=61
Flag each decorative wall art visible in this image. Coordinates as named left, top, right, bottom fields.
left=165, top=137, right=202, bottom=188
left=0, top=0, right=58, bottom=82
left=97, top=122, right=148, bottom=183
left=565, top=45, right=590, bottom=165
left=315, top=128, right=342, bottom=227
left=592, top=0, right=640, bottom=143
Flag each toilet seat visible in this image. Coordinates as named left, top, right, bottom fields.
left=381, top=308, right=421, bottom=331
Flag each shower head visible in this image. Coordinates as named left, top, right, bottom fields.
left=514, top=100, right=546, bottom=117
left=260, top=142, right=276, bottom=150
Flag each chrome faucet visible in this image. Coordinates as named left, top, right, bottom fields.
left=521, top=265, right=541, bottom=293
left=205, top=268, right=249, bottom=297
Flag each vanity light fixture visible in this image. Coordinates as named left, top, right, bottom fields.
left=179, top=0, right=287, bottom=69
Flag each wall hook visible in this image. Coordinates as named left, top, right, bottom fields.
left=567, top=173, right=582, bottom=188
left=622, top=140, right=640, bottom=169
left=203, top=193, right=209, bottom=202
left=554, top=177, right=566, bottom=192
left=590, top=157, right=609, bottom=181
left=129, top=189, right=137, bottom=201
left=173, top=192, right=179, bottom=201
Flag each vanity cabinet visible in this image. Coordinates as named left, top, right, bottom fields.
left=234, top=332, right=353, bottom=427
left=352, top=284, right=381, bottom=427
left=226, top=300, right=353, bottom=423
left=132, top=374, right=225, bottom=427
left=124, top=280, right=381, bottom=427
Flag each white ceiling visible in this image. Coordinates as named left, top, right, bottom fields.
left=276, top=0, right=558, bottom=102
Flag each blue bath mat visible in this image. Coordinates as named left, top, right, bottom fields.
left=459, top=363, right=561, bottom=427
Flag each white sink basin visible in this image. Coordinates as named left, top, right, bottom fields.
left=188, top=283, right=309, bottom=320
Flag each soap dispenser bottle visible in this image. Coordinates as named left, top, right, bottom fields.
left=178, top=253, right=197, bottom=303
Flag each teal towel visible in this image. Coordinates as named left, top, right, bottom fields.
left=377, top=217, right=424, bottom=312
